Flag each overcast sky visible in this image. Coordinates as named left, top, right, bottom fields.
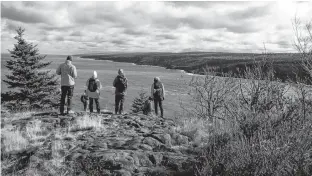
left=1, top=1, right=312, bottom=54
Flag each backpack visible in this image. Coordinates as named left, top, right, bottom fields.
left=88, top=78, right=98, bottom=92
left=116, top=76, right=127, bottom=92
left=153, top=82, right=163, bottom=98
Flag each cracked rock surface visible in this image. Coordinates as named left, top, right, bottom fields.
left=1, top=112, right=200, bottom=176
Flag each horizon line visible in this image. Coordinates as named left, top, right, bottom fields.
left=1, top=51, right=299, bottom=56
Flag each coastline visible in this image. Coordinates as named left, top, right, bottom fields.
left=77, top=56, right=199, bottom=77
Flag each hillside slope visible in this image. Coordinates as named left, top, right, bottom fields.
left=78, top=52, right=307, bottom=82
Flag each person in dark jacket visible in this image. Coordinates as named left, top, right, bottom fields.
left=113, top=69, right=128, bottom=114
left=151, top=77, right=165, bottom=118
left=80, top=90, right=89, bottom=111
left=56, top=55, right=77, bottom=115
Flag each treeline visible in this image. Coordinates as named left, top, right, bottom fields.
left=79, top=52, right=308, bottom=83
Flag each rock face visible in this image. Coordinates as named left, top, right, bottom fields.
left=1, top=112, right=198, bottom=176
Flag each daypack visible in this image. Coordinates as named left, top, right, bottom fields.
left=88, top=78, right=98, bottom=92
left=116, top=76, right=127, bottom=92
left=153, top=82, right=163, bottom=98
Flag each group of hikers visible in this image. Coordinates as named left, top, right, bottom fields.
left=56, top=55, right=165, bottom=117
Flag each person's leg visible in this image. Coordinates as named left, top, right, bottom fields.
left=119, top=95, right=125, bottom=114
left=67, top=86, right=74, bottom=113
left=95, top=98, right=100, bottom=113
left=89, top=98, right=94, bottom=113
left=83, top=101, right=87, bottom=111
left=60, top=86, right=68, bottom=114
left=159, top=100, right=164, bottom=118
left=154, top=99, right=159, bottom=116
left=115, top=95, right=120, bottom=114
left=86, top=98, right=89, bottom=111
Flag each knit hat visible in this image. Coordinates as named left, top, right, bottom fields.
left=118, top=69, right=124, bottom=76
left=67, top=55, right=73, bottom=61
left=93, top=71, right=97, bottom=79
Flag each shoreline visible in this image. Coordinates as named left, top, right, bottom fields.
left=78, top=56, right=200, bottom=77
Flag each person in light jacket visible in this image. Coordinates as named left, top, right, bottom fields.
left=56, top=55, right=77, bottom=115
left=151, top=77, right=165, bottom=118
left=86, top=71, right=102, bottom=113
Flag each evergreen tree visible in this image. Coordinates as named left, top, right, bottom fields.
left=131, top=89, right=149, bottom=113
left=1, top=27, right=60, bottom=110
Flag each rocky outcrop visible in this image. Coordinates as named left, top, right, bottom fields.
left=1, top=112, right=200, bottom=176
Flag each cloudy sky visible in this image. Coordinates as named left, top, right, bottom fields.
left=1, top=1, right=312, bottom=54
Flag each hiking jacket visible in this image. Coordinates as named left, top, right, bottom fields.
left=113, top=75, right=128, bottom=96
left=151, top=82, right=165, bottom=100
left=56, top=60, right=77, bottom=86
left=86, top=78, right=102, bottom=99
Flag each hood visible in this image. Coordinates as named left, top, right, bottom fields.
left=154, top=77, right=160, bottom=83
left=118, top=69, right=125, bottom=76
left=65, top=60, right=72, bottom=65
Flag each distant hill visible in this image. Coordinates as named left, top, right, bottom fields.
left=78, top=52, right=308, bottom=83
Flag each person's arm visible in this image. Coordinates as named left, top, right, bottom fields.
left=86, top=78, right=89, bottom=88
left=162, top=83, right=165, bottom=99
left=56, top=64, right=61, bottom=75
left=125, top=78, right=128, bottom=90
left=97, top=80, right=102, bottom=90
left=72, top=66, right=77, bottom=79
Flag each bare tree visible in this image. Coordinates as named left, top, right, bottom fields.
left=293, top=17, right=312, bottom=81
left=180, top=68, right=236, bottom=123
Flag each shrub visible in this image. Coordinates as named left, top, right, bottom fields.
left=131, top=89, right=149, bottom=113
left=184, top=47, right=312, bottom=175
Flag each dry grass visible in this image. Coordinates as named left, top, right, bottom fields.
left=2, top=111, right=35, bottom=125
left=25, top=119, right=46, bottom=143
left=1, top=125, right=29, bottom=153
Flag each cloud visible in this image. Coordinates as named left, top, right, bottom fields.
left=123, top=28, right=147, bottom=36
left=228, top=4, right=271, bottom=20
left=156, top=34, right=178, bottom=40
left=70, top=31, right=83, bottom=36
left=201, top=37, right=220, bottom=43
left=3, top=20, right=19, bottom=32
left=1, top=1, right=311, bottom=54
left=83, top=42, right=99, bottom=48
left=111, top=39, right=127, bottom=45
left=1, top=3, right=48, bottom=24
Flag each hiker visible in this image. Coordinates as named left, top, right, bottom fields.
left=56, top=55, right=77, bottom=115
left=80, top=90, right=89, bottom=111
left=113, top=69, right=128, bottom=114
left=143, top=96, right=153, bottom=115
left=86, top=71, right=102, bottom=113
left=151, top=77, right=165, bottom=118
